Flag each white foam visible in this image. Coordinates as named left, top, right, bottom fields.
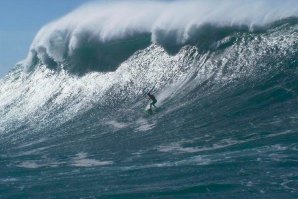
left=121, top=155, right=212, bottom=171
left=17, top=161, right=44, bottom=169
left=71, top=152, right=113, bottom=167
left=135, top=118, right=155, bottom=132
left=26, top=0, right=298, bottom=67
left=158, top=139, right=243, bottom=154
left=16, top=138, right=47, bottom=149
left=16, top=159, right=60, bottom=169
left=106, top=120, right=129, bottom=129
left=0, top=178, right=18, bottom=183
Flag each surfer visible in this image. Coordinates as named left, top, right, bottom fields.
left=147, top=92, right=157, bottom=110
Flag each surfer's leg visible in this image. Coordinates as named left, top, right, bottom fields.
left=152, top=99, right=157, bottom=108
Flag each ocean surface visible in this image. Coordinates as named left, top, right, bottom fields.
left=1, top=1, right=298, bottom=198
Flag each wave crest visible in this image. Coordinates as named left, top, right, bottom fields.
left=25, top=0, right=298, bottom=74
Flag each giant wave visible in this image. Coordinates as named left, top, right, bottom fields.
left=1, top=0, right=298, bottom=198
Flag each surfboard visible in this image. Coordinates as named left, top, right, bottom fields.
left=144, top=106, right=158, bottom=115
left=144, top=108, right=154, bottom=115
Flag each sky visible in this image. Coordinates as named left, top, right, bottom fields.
left=0, top=0, right=96, bottom=77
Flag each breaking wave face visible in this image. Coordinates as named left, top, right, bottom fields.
left=1, top=0, right=298, bottom=198
left=25, top=0, right=298, bottom=74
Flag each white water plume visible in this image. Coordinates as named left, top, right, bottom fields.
left=26, top=0, right=298, bottom=69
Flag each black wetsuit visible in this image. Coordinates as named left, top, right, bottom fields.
left=148, top=93, right=157, bottom=108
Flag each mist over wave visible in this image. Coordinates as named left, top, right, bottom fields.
left=25, top=0, right=298, bottom=74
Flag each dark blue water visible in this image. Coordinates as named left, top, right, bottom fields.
left=1, top=14, right=298, bottom=199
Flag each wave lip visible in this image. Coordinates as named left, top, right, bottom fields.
left=25, top=0, right=298, bottom=74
